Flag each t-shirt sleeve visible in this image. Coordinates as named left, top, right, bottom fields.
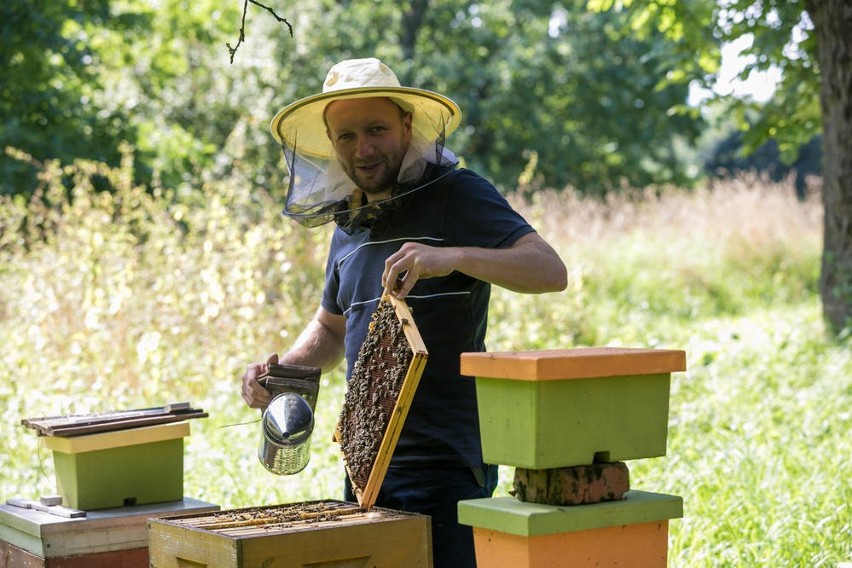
left=321, top=233, right=344, bottom=316
left=443, top=170, right=535, bottom=248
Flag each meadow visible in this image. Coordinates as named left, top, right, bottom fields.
left=0, top=153, right=848, bottom=567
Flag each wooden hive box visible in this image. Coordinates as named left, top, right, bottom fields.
left=458, top=491, right=683, bottom=568
left=22, top=403, right=207, bottom=511
left=460, top=347, right=686, bottom=469
left=42, top=422, right=190, bottom=510
left=0, top=497, right=219, bottom=568
left=147, top=500, right=433, bottom=568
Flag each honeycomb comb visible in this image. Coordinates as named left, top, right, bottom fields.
left=335, top=294, right=428, bottom=508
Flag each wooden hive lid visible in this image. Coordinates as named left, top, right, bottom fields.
left=460, top=347, right=686, bottom=381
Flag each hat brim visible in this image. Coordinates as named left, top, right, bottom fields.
left=270, top=87, right=461, bottom=159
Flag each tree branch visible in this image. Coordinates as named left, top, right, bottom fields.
left=227, top=0, right=293, bottom=64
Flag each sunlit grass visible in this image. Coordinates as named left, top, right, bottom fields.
left=0, top=156, right=847, bottom=567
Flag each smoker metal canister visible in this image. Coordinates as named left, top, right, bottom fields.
left=258, top=393, right=314, bottom=475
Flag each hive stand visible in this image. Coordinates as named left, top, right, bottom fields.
left=457, top=347, right=686, bottom=568
left=0, top=497, right=219, bottom=568
left=2, top=419, right=219, bottom=567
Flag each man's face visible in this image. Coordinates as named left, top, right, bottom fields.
left=325, top=97, right=412, bottom=199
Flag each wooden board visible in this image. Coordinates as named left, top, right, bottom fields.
left=40, top=422, right=189, bottom=454
left=335, top=294, right=428, bottom=509
left=21, top=403, right=207, bottom=437
left=150, top=500, right=366, bottom=536
left=460, top=347, right=686, bottom=381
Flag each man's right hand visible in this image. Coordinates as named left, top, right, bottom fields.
left=241, top=353, right=279, bottom=410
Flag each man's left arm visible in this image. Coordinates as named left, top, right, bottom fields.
left=383, top=232, right=567, bottom=298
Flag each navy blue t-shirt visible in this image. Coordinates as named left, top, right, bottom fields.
left=322, top=168, right=535, bottom=469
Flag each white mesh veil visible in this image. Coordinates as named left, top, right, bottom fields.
left=278, top=113, right=459, bottom=231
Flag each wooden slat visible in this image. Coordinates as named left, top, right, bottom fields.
left=389, top=293, right=428, bottom=355
left=21, top=403, right=206, bottom=437
left=41, top=411, right=208, bottom=437
left=193, top=506, right=364, bottom=532
left=40, top=421, right=190, bottom=453
left=158, top=501, right=366, bottom=534
left=22, top=403, right=190, bottom=428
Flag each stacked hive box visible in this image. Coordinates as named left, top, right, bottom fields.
left=458, top=347, right=686, bottom=567
left=44, top=422, right=190, bottom=510
left=2, top=405, right=215, bottom=567
left=147, top=500, right=433, bottom=567
left=20, top=404, right=208, bottom=510
left=0, top=498, right=219, bottom=568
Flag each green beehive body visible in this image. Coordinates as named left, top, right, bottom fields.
left=475, top=373, right=671, bottom=469
left=53, top=438, right=184, bottom=510
left=461, top=348, right=686, bottom=470
left=43, top=422, right=189, bottom=510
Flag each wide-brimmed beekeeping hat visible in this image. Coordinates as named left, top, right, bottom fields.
left=270, top=57, right=461, bottom=159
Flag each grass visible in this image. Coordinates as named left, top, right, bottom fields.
left=0, top=157, right=848, bottom=567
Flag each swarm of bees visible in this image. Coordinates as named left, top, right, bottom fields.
left=337, top=298, right=414, bottom=494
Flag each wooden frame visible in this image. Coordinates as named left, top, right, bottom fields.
left=335, top=294, right=428, bottom=509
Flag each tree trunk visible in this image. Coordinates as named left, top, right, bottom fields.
left=401, top=0, right=430, bottom=64
left=806, top=0, right=852, bottom=334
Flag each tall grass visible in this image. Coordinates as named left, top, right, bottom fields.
left=1, top=155, right=848, bottom=567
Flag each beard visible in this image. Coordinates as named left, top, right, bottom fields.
left=351, top=162, right=397, bottom=194
left=344, top=144, right=408, bottom=196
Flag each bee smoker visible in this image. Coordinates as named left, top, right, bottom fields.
left=257, top=364, right=321, bottom=475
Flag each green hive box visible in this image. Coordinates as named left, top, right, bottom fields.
left=460, top=348, right=686, bottom=469
left=42, top=422, right=189, bottom=510
left=457, top=491, right=683, bottom=537
left=457, top=492, right=684, bottom=568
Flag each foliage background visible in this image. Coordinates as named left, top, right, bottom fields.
left=2, top=0, right=716, bottom=198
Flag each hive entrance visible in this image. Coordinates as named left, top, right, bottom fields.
left=335, top=294, right=427, bottom=508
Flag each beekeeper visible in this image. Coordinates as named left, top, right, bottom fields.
left=241, top=57, right=567, bottom=568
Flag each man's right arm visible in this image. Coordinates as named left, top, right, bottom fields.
left=241, top=307, right=346, bottom=410
left=279, top=306, right=347, bottom=371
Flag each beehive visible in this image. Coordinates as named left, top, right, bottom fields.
left=335, top=294, right=427, bottom=508
left=0, top=497, right=218, bottom=568
left=42, top=422, right=189, bottom=510
left=21, top=403, right=206, bottom=510
left=458, top=492, right=683, bottom=568
left=147, top=500, right=432, bottom=567
left=460, top=347, right=686, bottom=469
